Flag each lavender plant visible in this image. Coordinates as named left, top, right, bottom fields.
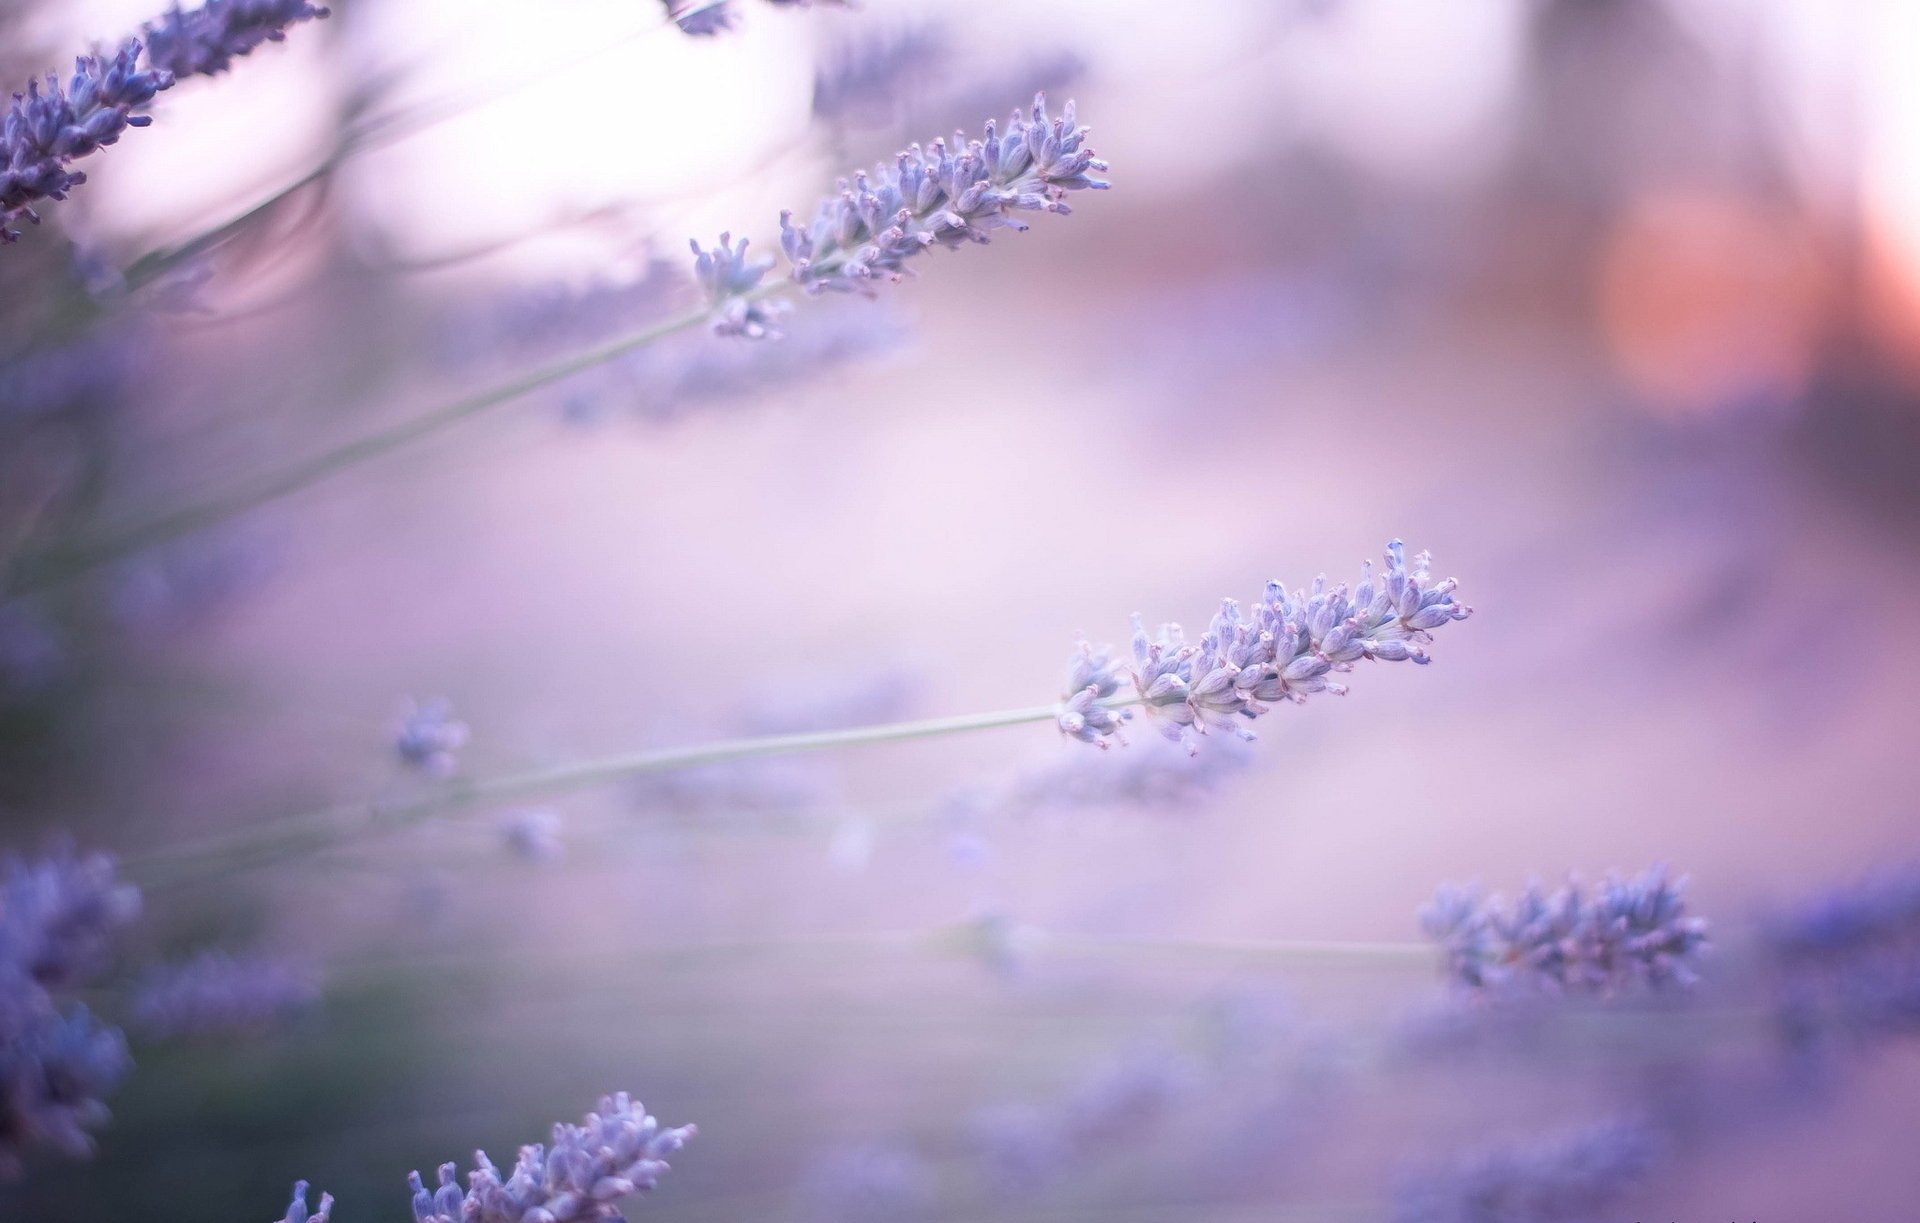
left=408, top=1093, right=696, bottom=1223
left=1394, top=1119, right=1660, bottom=1223
left=130, top=950, right=318, bottom=1039
left=274, top=1181, right=334, bottom=1223
left=1421, top=866, right=1709, bottom=995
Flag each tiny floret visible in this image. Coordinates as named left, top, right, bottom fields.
left=277, top=1180, right=335, bottom=1223
left=1, top=44, right=172, bottom=241
left=690, top=233, right=787, bottom=339
left=395, top=697, right=469, bottom=775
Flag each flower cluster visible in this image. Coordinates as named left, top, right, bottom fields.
left=275, top=1180, right=334, bottom=1223
left=1394, top=1119, right=1660, bottom=1223
left=409, top=1093, right=696, bottom=1223
left=1764, top=864, right=1920, bottom=1048
left=772, top=93, right=1108, bottom=297
left=1, top=45, right=171, bottom=242
left=0, top=847, right=141, bottom=1176
left=690, top=234, right=787, bottom=338
left=142, top=0, right=332, bottom=79
left=131, top=950, right=319, bottom=1039
left=1421, top=866, right=1709, bottom=995
left=662, top=0, right=846, bottom=36
left=1060, top=540, right=1472, bottom=751
left=395, top=697, right=469, bottom=775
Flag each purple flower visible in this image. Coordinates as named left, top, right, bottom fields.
left=662, top=1, right=738, bottom=35
left=0, top=1003, right=132, bottom=1178
left=1394, top=1118, right=1660, bottom=1223
left=501, top=810, right=565, bottom=864
left=0, top=846, right=142, bottom=991
left=276, top=1180, right=334, bottom=1223
left=690, top=233, right=787, bottom=339
left=812, top=26, right=951, bottom=125
left=1762, top=863, right=1920, bottom=964
left=768, top=93, right=1108, bottom=298
left=1063, top=540, right=1472, bottom=752
left=394, top=697, right=469, bottom=775
left=408, top=1092, right=695, bottom=1223
left=131, top=950, right=319, bottom=1039
left=1, top=43, right=172, bottom=242
left=142, top=0, right=332, bottom=79
left=1421, top=866, right=1709, bottom=995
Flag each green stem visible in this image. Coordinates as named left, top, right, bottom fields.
left=128, top=698, right=1096, bottom=887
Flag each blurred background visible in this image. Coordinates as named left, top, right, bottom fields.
left=3, top=0, right=1919, bottom=1218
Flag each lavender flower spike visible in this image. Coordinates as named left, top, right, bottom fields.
left=0, top=845, right=143, bottom=990
left=1, top=44, right=172, bottom=242
left=1062, top=540, right=1471, bottom=752
left=409, top=1092, right=696, bottom=1223
left=143, top=0, right=332, bottom=79
left=277, top=1181, right=335, bottom=1223
left=1421, top=865, right=1709, bottom=995
left=132, top=950, right=319, bottom=1039
left=1395, top=1118, right=1660, bottom=1223
left=690, top=234, right=787, bottom=339
left=773, top=93, right=1108, bottom=297
left=0, top=1004, right=133, bottom=1177
left=662, top=1, right=739, bottom=38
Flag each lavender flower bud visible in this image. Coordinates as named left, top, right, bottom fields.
left=277, top=1180, right=334, bottom=1223
left=689, top=233, right=787, bottom=339
left=394, top=697, right=468, bottom=775
left=131, top=950, right=319, bottom=1039
left=143, top=0, right=332, bottom=79
left=0, top=846, right=142, bottom=991
left=770, top=93, right=1108, bottom=298
left=1421, top=866, right=1709, bottom=995
left=1063, top=541, right=1471, bottom=752
left=0, top=1003, right=132, bottom=1177
left=1, top=44, right=172, bottom=242
left=501, top=810, right=565, bottom=864
left=1394, top=1118, right=1660, bottom=1223
left=408, top=1093, right=695, bottom=1223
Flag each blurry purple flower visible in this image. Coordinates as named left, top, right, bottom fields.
left=1, top=43, right=171, bottom=242
left=812, top=26, right=951, bottom=125
left=1394, top=1118, right=1660, bottom=1223
left=501, top=809, right=564, bottom=864
left=394, top=697, right=468, bottom=775
left=662, top=1, right=738, bottom=35
left=690, top=233, right=787, bottom=339
left=143, top=0, right=331, bottom=79
left=919, top=51, right=1087, bottom=141
left=970, top=1045, right=1198, bottom=1191
left=131, top=950, right=319, bottom=1039
left=408, top=1092, right=695, bottom=1223
left=1422, top=866, right=1709, bottom=995
left=109, top=528, right=277, bottom=633
left=797, top=1141, right=936, bottom=1223
left=0, top=323, right=154, bottom=422
left=0, top=845, right=142, bottom=991
left=769, top=93, right=1108, bottom=297
left=1065, top=540, right=1472, bottom=752
left=0, top=1003, right=132, bottom=1178
left=276, top=1181, right=334, bottom=1223
left=0, top=604, right=64, bottom=704
left=1762, top=863, right=1920, bottom=964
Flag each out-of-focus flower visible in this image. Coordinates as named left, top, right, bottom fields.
left=275, top=1180, right=334, bottom=1223
left=0, top=1003, right=132, bottom=1178
left=142, top=0, right=332, bottom=79
left=394, top=697, right=468, bottom=775
left=812, top=26, right=951, bottom=126
left=130, top=950, right=319, bottom=1039
left=0, top=604, right=64, bottom=705
left=1761, top=863, right=1920, bottom=964
left=1064, top=541, right=1471, bottom=752
left=1421, top=866, right=1709, bottom=995
left=690, top=233, right=787, bottom=339
left=1763, top=865, right=1920, bottom=1051
left=766, top=93, right=1108, bottom=298
left=501, top=810, right=564, bottom=864
left=1393, top=1118, right=1660, bottom=1223
left=662, top=0, right=738, bottom=36
left=970, top=1045, right=1199, bottom=1191
left=0, top=846, right=142, bottom=991
left=1, top=45, right=171, bottom=242
left=797, top=1141, right=937, bottom=1223
left=408, top=1092, right=695, bottom=1223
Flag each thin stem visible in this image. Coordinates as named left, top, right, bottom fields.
left=128, top=698, right=1099, bottom=886
left=4, top=295, right=728, bottom=593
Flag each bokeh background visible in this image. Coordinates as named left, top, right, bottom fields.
left=3, top=0, right=1919, bottom=1218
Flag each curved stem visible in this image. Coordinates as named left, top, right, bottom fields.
left=128, top=698, right=1100, bottom=887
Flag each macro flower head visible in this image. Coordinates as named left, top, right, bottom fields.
left=1, top=44, right=171, bottom=241
left=143, top=0, right=332, bottom=79
left=1061, top=540, right=1471, bottom=752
